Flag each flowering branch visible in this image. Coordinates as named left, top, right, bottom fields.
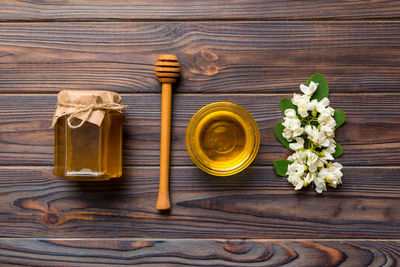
left=273, top=73, right=346, bottom=193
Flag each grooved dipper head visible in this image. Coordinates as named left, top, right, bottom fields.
left=154, top=55, right=180, bottom=84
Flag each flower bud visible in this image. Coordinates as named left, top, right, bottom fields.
left=312, top=110, right=318, bottom=117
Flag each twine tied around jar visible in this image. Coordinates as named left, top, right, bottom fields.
left=54, top=102, right=128, bottom=129
left=51, top=90, right=128, bottom=129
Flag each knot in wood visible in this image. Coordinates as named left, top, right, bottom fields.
left=201, top=49, right=219, bottom=62
left=43, top=212, right=59, bottom=225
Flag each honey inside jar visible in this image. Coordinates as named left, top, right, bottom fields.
left=186, top=102, right=259, bottom=176
left=54, top=111, right=123, bottom=181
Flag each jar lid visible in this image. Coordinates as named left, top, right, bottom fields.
left=51, top=90, right=127, bottom=128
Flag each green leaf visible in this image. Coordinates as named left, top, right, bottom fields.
left=273, top=159, right=293, bottom=177
left=307, top=73, right=329, bottom=101
left=275, top=121, right=294, bottom=151
left=334, top=109, right=346, bottom=129
left=333, top=143, right=343, bottom=158
left=280, top=98, right=297, bottom=116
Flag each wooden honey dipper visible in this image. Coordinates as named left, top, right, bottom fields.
left=154, top=55, right=180, bottom=210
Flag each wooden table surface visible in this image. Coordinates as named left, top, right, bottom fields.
left=0, top=1, right=400, bottom=266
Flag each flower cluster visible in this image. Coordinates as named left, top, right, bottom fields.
left=282, top=81, right=343, bottom=193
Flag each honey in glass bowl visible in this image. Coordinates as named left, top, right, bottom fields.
left=186, top=102, right=260, bottom=176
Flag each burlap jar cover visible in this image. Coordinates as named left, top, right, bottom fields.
left=51, top=90, right=128, bottom=128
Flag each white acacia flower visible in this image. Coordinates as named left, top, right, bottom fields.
left=287, top=162, right=306, bottom=190
left=289, top=137, right=304, bottom=151
left=294, top=180, right=304, bottom=190
left=307, top=99, right=318, bottom=112
left=325, top=141, right=336, bottom=154
left=300, top=81, right=319, bottom=96
left=309, top=150, right=324, bottom=172
left=320, top=150, right=334, bottom=162
left=304, top=171, right=316, bottom=186
left=326, top=107, right=335, bottom=116
left=320, top=125, right=335, bottom=138
left=284, top=109, right=297, bottom=119
left=292, top=93, right=310, bottom=118
left=279, top=78, right=343, bottom=193
left=318, top=112, right=336, bottom=129
left=319, top=162, right=343, bottom=188
left=317, top=159, right=325, bottom=169
left=287, top=173, right=304, bottom=190
left=287, top=162, right=305, bottom=177
left=314, top=175, right=327, bottom=193
left=304, top=125, right=330, bottom=147
left=319, top=141, right=336, bottom=163
left=288, top=176, right=304, bottom=190
left=282, top=116, right=303, bottom=142
left=306, top=150, right=319, bottom=172
left=315, top=97, right=331, bottom=114
left=287, top=150, right=307, bottom=163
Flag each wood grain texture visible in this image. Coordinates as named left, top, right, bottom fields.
left=0, top=238, right=398, bottom=266
left=0, top=1, right=399, bottom=21
left=1, top=94, right=399, bottom=166
left=0, top=22, right=400, bottom=93
left=0, top=166, right=398, bottom=238
left=1, top=0, right=399, bottom=262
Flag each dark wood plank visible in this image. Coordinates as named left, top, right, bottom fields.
left=0, top=22, right=400, bottom=93
left=1, top=94, right=399, bottom=166
left=0, top=238, right=398, bottom=267
left=0, top=166, right=398, bottom=238
left=1, top=1, right=399, bottom=21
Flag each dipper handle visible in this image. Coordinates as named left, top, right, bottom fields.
left=154, top=55, right=180, bottom=210
left=157, top=82, right=172, bottom=210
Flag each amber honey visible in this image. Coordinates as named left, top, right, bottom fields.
left=54, top=112, right=123, bottom=180
left=186, top=102, right=259, bottom=176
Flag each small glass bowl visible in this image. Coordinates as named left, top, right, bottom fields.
left=186, top=102, right=260, bottom=176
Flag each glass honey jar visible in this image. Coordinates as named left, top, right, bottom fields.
left=52, top=90, right=127, bottom=181
left=186, top=102, right=260, bottom=176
